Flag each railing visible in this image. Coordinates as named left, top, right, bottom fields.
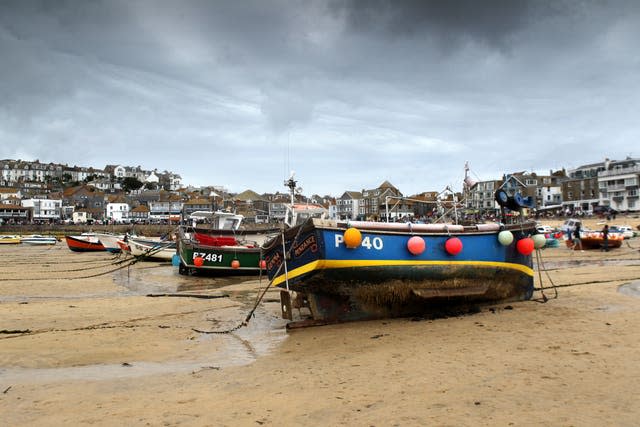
left=602, top=184, right=626, bottom=192
left=599, top=164, right=640, bottom=177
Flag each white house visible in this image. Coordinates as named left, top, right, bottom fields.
left=145, top=171, right=160, bottom=184
left=21, top=198, right=62, bottom=222
left=73, top=210, right=90, bottom=224
left=105, top=202, right=131, bottom=223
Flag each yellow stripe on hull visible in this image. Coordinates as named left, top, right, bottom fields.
left=272, top=259, right=534, bottom=286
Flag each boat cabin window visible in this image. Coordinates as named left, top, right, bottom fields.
left=221, top=217, right=240, bottom=230
left=285, top=210, right=294, bottom=227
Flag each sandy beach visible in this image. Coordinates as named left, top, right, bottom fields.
left=2, top=218, right=640, bottom=426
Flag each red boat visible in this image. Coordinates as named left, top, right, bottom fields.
left=65, top=235, right=106, bottom=252
left=116, top=239, right=131, bottom=254
left=565, top=231, right=623, bottom=250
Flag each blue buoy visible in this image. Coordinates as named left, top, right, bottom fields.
left=171, top=254, right=180, bottom=266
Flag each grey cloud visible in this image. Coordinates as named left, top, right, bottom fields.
left=0, top=0, right=639, bottom=195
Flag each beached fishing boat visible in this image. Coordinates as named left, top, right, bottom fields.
left=20, top=234, right=58, bottom=245
left=116, top=238, right=131, bottom=254
left=128, top=237, right=176, bottom=261
left=565, top=231, right=623, bottom=250
left=176, top=211, right=275, bottom=275
left=92, top=232, right=125, bottom=253
left=262, top=176, right=540, bottom=322
left=263, top=219, right=537, bottom=322
left=65, top=234, right=106, bottom=252
left=562, top=219, right=624, bottom=250
left=0, top=235, right=21, bottom=244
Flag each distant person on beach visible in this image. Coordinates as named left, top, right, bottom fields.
left=572, top=223, right=583, bottom=251
left=601, top=224, right=609, bottom=252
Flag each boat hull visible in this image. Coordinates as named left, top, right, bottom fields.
left=0, top=235, right=21, bottom=244
left=565, top=233, right=624, bottom=250
left=128, top=238, right=176, bottom=261
left=93, top=233, right=124, bottom=253
left=263, top=219, right=535, bottom=322
left=65, top=235, right=106, bottom=252
left=177, top=230, right=265, bottom=275
left=20, top=236, right=58, bottom=245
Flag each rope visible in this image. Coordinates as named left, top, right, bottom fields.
left=0, top=259, right=143, bottom=281
left=192, top=222, right=307, bottom=334
left=0, top=244, right=173, bottom=282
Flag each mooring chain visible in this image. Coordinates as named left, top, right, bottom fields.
left=0, top=255, right=145, bottom=282
left=192, top=224, right=306, bottom=335
left=532, top=249, right=558, bottom=303
left=532, top=241, right=640, bottom=295
left=192, top=321, right=247, bottom=335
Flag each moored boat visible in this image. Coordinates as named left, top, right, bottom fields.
left=263, top=218, right=536, bottom=322
left=176, top=211, right=274, bottom=275
left=565, top=231, right=623, bottom=250
left=92, top=232, right=124, bottom=253
left=128, top=237, right=176, bottom=261
left=177, top=229, right=266, bottom=275
left=20, top=234, right=58, bottom=245
left=116, top=239, right=131, bottom=254
left=65, top=235, right=106, bottom=252
left=0, top=235, right=21, bottom=244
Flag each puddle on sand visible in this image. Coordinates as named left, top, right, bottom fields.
left=113, top=264, right=262, bottom=295
left=2, top=304, right=289, bottom=385
left=3, top=265, right=291, bottom=384
left=618, top=281, right=640, bottom=298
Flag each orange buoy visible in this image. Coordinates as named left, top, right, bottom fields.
left=343, top=227, right=362, bottom=249
left=231, top=259, right=240, bottom=269
left=193, top=256, right=204, bottom=267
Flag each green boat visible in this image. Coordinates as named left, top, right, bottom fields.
left=176, top=211, right=274, bottom=276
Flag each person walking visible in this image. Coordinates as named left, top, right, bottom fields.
left=602, top=224, right=609, bottom=252
left=573, top=222, right=584, bottom=251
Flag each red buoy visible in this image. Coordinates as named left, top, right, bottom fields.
left=516, top=238, right=534, bottom=255
left=193, top=256, right=204, bottom=267
left=445, top=237, right=463, bottom=255
left=407, top=236, right=426, bottom=255
left=259, top=259, right=267, bottom=269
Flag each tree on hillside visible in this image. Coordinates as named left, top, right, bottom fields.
left=122, top=177, right=144, bottom=193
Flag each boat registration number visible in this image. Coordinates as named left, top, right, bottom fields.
left=192, top=252, right=223, bottom=263
left=334, top=235, right=384, bottom=250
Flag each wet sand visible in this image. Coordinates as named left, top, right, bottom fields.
left=2, top=220, right=640, bottom=426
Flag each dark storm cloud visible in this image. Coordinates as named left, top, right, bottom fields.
left=332, top=0, right=538, bottom=49
left=0, top=0, right=639, bottom=195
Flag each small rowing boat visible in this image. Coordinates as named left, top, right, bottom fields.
left=20, top=235, right=58, bottom=245
left=0, top=235, right=21, bottom=244
left=128, top=237, right=176, bottom=261
left=65, top=234, right=106, bottom=252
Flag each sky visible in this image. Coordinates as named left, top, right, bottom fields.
left=1, top=0, right=639, bottom=197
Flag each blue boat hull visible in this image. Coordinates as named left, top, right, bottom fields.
left=263, top=220, right=535, bottom=321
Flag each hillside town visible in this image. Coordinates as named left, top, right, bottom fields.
left=0, top=156, right=639, bottom=226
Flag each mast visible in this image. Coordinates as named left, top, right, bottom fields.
left=284, top=172, right=297, bottom=205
